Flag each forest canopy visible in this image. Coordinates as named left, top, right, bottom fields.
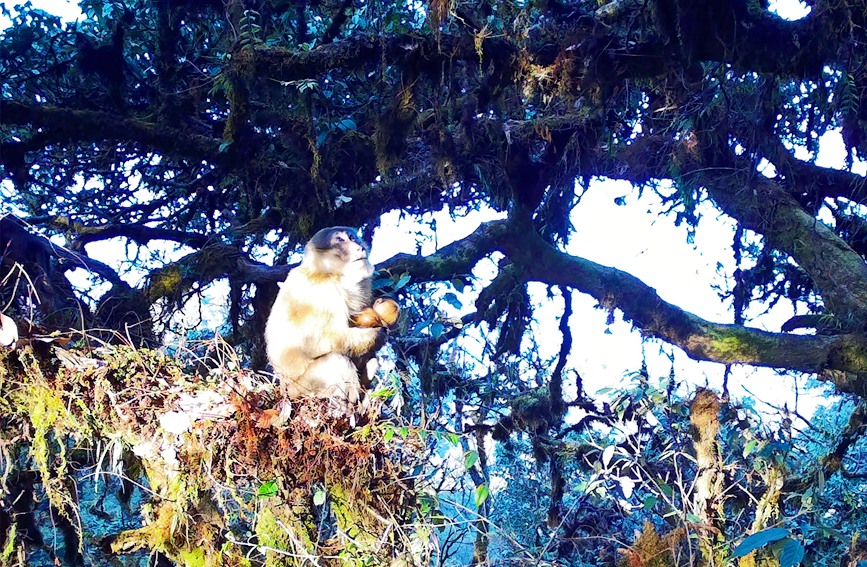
left=2, top=0, right=867, bottom=565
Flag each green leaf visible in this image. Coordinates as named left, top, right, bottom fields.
left=383, top=427, right=395, bottom=442
left=743, top=439, right=757, bottom=458
left=313, top=488, right=327, bottom=506
left=474, top=484, right=489, bottom=508
left=394, top=274, right=411, bottom=290
left=443, top=292, right=462, bottom=309
left=778, top=538, right=805, bottom=567
left=464, top=450, right=479, bottom=471
left=336, top=118, right=357, bottom=131
left=642, top=496, right=657, bottom=511
left=430, top=322, right=445, bottom=339
left=257, top=479, right=278, bottom=497
left=731, top=528, right=791, bottom=558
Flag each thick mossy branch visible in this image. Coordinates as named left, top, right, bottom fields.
left=701, top=172, right=867, bottom=328
left=246, top=6, right=847, bottom=84
left=505, top=226, right=867, bottom=389
left=383, top=219, right=867, bottom=394
left=578, top=133, right=867, bottom=332
left=0, top=101, right=219, bottom=158
left=146, top=244, right=287, bottom=303
left=248, top=34, right=515, bottom=83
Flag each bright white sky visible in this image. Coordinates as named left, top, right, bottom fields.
left=1, top=0, right=856, bottom=419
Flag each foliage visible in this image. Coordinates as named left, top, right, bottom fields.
left=3, top=0, right=867, bottom=565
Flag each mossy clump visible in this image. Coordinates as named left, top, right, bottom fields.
left=0, top=338, right=428, bottom=566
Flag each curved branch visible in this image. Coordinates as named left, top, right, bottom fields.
left=377, top=221, right=504, bottom=283
left=699, top=167, right=867, bottom=327
left=496, top=219, right=867, bottom=393
left=583, top=133, right=867, bottom=330
left=378, top=219, right=867, bottom=395
left=761, top=140, right=867, bottom=203
left=50, top=217, right=212, bottom=249
left=145, top=243, right=289, bottom=303
left=1, top=214, right=123, bottom=286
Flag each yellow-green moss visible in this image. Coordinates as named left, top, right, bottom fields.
left=255, top=507, right=311, bottom=566
left=177, top=548, right=208, bottom=567
left=1, top=342, right=426, bottom=566
left=147, top=264, right=185, bottom=300
left=1, top=523, right=17, bottom=562
left=10, top=359, right=86, bottom=525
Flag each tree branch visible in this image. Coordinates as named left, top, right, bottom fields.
left=1, top=214, right=124, bottom=286
left=378, top=219, right=867, bottom=394
left=0, top=101, right=219, bottom=158
left=50, top=217, right=212, bottom=249
left=697, top=161, right=867, bottom=328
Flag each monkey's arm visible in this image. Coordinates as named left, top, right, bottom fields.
left=343, top=326, right=385, bottom=357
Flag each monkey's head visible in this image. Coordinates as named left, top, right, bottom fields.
left=303, top=226, right=373, bottom=282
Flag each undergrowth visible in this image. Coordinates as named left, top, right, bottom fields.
left=0, top=338, right=429, bottom=566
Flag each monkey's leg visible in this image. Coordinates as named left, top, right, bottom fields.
left=354, top=356, right=379, bottom=389
left=289, top=353, right=362, bottom=405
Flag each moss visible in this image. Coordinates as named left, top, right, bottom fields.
left=147, top=264, right=185, bottom=300
left=374, top=89, right=416, bottom=174
left=697, top=325, right=777, bottom=364
left=1, top=523, right=17, bottom=562
left=177, top=548, right=207, bottom=567
left=255, top=507, right=308, bottom=566
left=10, top=356, right=85, bottom=527
left=0, top=342, right=426, bottom=566
left=706, top=328, right=760, bottom=358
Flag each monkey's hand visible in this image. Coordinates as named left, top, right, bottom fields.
left=372, top=298, right=400, bottom=326
left=344, top=326, right=385, bottom=357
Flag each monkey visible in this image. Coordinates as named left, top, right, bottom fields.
left=265, top=227, right=395, bottom=405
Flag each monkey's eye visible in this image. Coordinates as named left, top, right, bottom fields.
left=334, top=234, right=346, bottom=243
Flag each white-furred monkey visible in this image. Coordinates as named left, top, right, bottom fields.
left=265, top=227, right=396, bottom=405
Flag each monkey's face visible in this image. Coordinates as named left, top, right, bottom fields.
left=304, top=227, right=373, bottom=281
